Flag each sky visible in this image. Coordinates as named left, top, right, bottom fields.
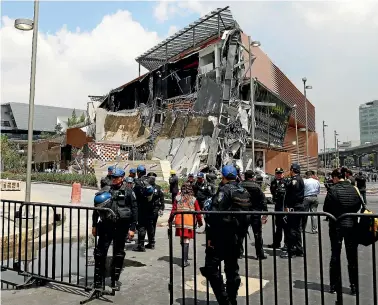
left=1, top=1, right=378, bottom=149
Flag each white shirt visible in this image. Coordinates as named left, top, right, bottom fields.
left=304, top=177, right=321, bottom=197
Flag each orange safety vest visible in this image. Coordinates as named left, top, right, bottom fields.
left=175, top=195, right=197, bottom=230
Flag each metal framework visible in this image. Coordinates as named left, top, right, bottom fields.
left=135, top=6, right=236, bottom=71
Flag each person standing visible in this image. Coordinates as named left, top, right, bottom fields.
left=169, top=170, right=179, bottom=204
left=268, top=168, right=288, bottom=250
left=92, top=168, right=137, bottom=291
left=303, top=170, right=321, bottom=234
left=145, top=172, right=165, bottom=249
left=355, top=171, right=367, bottom=204
left=100, top=166, right=114, bottom=190
left=193, top=172, right=214, bottom=210
left=281, top=163, right=305, bottom=259
left=200, top=165, right=251, bottom=305
left=323, top=168, right=363, bottom=297
left=241, top=170, right=268, bottom=259
left=168, top=182, right=203, bottom=267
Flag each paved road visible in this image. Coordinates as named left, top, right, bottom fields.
left=2, top=195, right=377, bottom=305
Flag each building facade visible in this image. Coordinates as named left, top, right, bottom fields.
left=83, top=7, right=317, bottom=175
left=360, top=100, right=378, bottom=145
left=1, top=102, right=86, bottom=140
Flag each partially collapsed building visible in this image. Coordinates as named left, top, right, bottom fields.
left=72, top=7, right=318, bottom=176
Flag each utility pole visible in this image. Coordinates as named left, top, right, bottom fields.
left=334, top=130, right=339, bottom=168
left=293, top=105, right=299, bottom=163
left=323, top=120, right=328, bottom=169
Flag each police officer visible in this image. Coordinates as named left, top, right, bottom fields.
left=169, top=170, right=179, bottom=204
left=92, top=168, right=138, bottom=290
left=200, top=165, right=251, bottom=305
left=133, top=165, right=154, bottom=252
left=193, top=172, right=216, bottom=210
left=145, top=172, right=165, bottom=249
left=241, top=170, right=268, bottom=259
left=268, top=167, right=288, bottom=250
left=129, top=168, right=137, bottom=181
left=187, top=173, right=195, bottom=186
left=281, top=163, right=305, bottom=259
left=100, top=166, right=114, bottom=190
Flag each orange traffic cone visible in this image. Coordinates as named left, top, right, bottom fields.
left=71, top=182, right=81, bottom=203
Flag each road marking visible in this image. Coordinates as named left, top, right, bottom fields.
left=185, top=273, right=269, bottom=296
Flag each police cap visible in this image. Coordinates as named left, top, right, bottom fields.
left=290, top=163, right=301, bottom=173
left=275, top=167, right=284, bottom=174
left=125, top=177, right=134, bottom=183
left=244, top=170, right=255, bottom=179
left=147, top=172, right=157, bottom=177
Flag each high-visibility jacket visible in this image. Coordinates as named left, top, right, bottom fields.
left=175, top=195, right=196, bottom=230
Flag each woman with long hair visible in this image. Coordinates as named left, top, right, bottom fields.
left=168, top=182, right=203, bottom=267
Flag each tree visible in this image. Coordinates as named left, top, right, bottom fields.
left=0, top=135, right=26, bottom=173
left=54, top=123, right=63, bottom=135
left=68, top=109, right=77, bottom=127
left=79, top=112, right=85, bottom=123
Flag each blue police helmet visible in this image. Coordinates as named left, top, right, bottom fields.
left=108, top=166, right=114, bottom=171
left=129, top=168, right=137, bottom=174
left=221, top=165, right=237, bottom=179
left=112, top=168, right=125, bottom=178
left=137, top=165, right=146, bottom=172
left=197, top=172, right=205, bottom=178
left=94, top=192, right=112, bottom=208
left=125, top=177, right=134, bottom=183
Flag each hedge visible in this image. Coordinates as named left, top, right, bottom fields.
left=0, top=172, right=97, bottom=187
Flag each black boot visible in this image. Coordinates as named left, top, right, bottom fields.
left=111, top=252, right=125, bottom=291
left=348, top=265, right=358, bottom=295
left=145, top=243, right=155, bottom=249
left=226, top=278, right=241, bottom=305
left=93, top=253, right=106, bottom=289
left=200, top=267, right=230, bottom=305
left=133, top=244, right=146, bottom=252
left=183, top=243, right=190, bottom=267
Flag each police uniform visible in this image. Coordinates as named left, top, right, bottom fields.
left=145, top=173, right=165, bottom=249
left=268, top=168, right=288, bottom=249
left=241, top=170, right=268, bottom=259
left=200, top=165, right=251, bottom=305
left=100, top=166, right=114, bottom=190
left=193, top=173, right=216, bottom=210
left=281, top=164, right=305, bottom=258
left=92, top=169, right=138, bottom=289
left=133, top=165, right=155, bottom=252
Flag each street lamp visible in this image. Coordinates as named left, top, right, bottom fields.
left=302, top=77, right=312, bottom=171
left=14, top=0, right=40, bottom=203
left=292, top=104, right=299, bottom=163
left=334, top=130, right=339, bottom=168
left=248, top=36, right=261, bottom=171
left=323, top=121, right=328, bottom=169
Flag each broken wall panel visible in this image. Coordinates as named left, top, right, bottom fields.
left=194, top=77, right=222, bottom=114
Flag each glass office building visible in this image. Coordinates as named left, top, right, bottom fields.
left=359, top=100, right=378, bottom=144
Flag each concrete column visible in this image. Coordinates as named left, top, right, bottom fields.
left=214, top=44, right=221, bottom=84
left=358, top=155, right=363, bottom=167
left=353, top=155, right=359, bottom=167
left=373, top=153, right=378, bottom=168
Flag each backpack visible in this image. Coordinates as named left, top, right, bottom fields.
left=135, top=176, right=154, bottom=202
left=358, top=207, right=378, bottom=246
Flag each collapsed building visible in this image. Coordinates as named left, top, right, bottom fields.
left=75, top=6, right=318, bottom=176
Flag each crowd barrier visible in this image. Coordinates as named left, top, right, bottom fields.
left=1, top=200, right=377, bottom=305
left=169, top=211, right=378, bottom=305
left=0, top=199, right=115, bottom=296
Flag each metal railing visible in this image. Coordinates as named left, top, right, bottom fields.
left=168, top=211, right=378, bottom=305
left=0, top=199, right=115, bottom=292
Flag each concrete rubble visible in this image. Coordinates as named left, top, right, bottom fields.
left=84, top=7, right=292, bottom=174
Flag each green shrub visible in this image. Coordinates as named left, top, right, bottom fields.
left=0, top=172, right=97, bottom=187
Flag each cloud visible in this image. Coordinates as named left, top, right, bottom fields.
left=152, top=1, right=378, bottom=146
left=1, top=10, right=161, bottom=110
left=167, top=25, right=178, bottom=36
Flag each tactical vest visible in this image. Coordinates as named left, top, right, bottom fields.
left=110, top=187, right=132, bottom=219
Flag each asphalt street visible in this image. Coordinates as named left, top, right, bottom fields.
left=1, top=194, right=377, bottom=305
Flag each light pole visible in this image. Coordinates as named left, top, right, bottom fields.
left=334, top=130, right=339, bottom=168
left=323, top=120, right=328, bottom=169
left=302, top=77, right=312, bottom=171
left=14, top=0, right=40, bottom=203
left=293, top=104, right=299, bottom=163
left=248, top=36, right=261, bottom=172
